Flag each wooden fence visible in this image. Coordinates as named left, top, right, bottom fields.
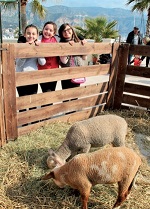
left=0, top=42, right=150, bottom=147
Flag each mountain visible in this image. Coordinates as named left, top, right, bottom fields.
left=1, top=5, right=146, bottom=39
left=42, top=0, right=130, bottom=9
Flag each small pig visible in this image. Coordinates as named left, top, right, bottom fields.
left=47, top=114, right=128, bottom=168
left=42, top=147, right=141, bottom=209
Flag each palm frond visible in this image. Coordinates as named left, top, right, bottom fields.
left=126, top=0, right=150, bottom=11
left=75, top=16, right=118, bottom=42
left=31, top=0, right=46, bottom=19
left=1, top=2, right=17, bottom=10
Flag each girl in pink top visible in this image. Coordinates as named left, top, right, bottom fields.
left=38, top=21, right=60, bottom=93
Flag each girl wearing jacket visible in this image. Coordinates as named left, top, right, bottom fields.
left=38, top=21, right=60, bottom=93
left=16, top=24, right=46, bottom=97
left=58, top=23, right=87, bottom=90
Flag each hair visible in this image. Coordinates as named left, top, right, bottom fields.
left=24, top=24, right=39, bottom=34
left=41, top=21, right=57, bottom=35
left=134, top=26, right=139, bottom=30
left=134, top=55, right=140, bottom=58
left=58, top=23, right=80, bottom=42
left=143, top=36, right=150, bottom=43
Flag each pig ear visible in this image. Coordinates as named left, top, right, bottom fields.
left=48, top=149, right=65, bottom=166
left=48, top=148, right=55, bottom=156
left=48, top=149, right=59, bottom=161
left=42, top=171, right=55, bottom=180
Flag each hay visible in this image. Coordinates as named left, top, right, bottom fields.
left=0, top=110, right=150, bottom=209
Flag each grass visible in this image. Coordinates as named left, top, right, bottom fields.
left=0, top=109, right=150, bottom=209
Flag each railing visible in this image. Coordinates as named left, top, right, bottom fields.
left=113, top=44, right=150, bottom=110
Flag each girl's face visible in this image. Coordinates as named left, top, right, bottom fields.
left=43, top=24, right=55, bottom=39
left=24, top=27, right=38, bottom=44
left=62, top=25, right=73, bottom=39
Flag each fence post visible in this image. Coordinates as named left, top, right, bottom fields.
left=113, top=43, right=129, bottom=109
left=106, top=42, right=120, bottom=109
left=0, top=48, right=6, bottom=146
left=2, top=43, right=18, bottom=140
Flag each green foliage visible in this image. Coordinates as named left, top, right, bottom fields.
left=92, top=54, right=98, bottom=58
left=31, top=0, right=46, bottom=19
left=75, top=16, right=119, bottom=42
left=126, top=0, right=150, bottom=12
left=1, top=0, right=47, bottom=33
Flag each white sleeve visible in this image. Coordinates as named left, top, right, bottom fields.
left=38, top=58, right=46, bottom=66
left=16, top=58, right=26, bottom=67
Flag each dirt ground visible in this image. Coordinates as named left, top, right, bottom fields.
left=135, top=133, right=150, bottom=164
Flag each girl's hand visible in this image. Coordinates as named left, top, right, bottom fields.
left=34, top=40, right=40, bottom=46
left=69, top=40, right=74, bottom=46
left=28, top=40, right=40, bottom=46
left=81, top=39, right=87, bottom=45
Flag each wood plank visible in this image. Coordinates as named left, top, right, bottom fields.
left=129, top=44, right=150, bottom=56
left=14, top=42, right=112, bottom=58
left=113, top=43, right=129, bottom=109
left=106, top=42, right=120, bottom=108
left=16, top=65, right=110, bottom=86
left=122, top=94, right=150, bottom=108
left=16, top=82, right=108, bottom=110
left=124, top=83, right=150, bottom=97
left=2, top=44, right=18, bottom=140
left=18, top=105, right=105, bottom=136
left=126, top=65, right=150, bottom=78
left=17, top=93, right=107, bottom=125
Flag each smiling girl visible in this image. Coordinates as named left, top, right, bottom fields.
left=58, top=23, right=87, bottom=90
left=16, top=24, right=46, bottom=97
left=38, top=21, right=60, bottom=93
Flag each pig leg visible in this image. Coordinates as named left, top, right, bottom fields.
left=78, top=181, right=92, bottom=209
left=113, top=176, right=135, bottom=208
left=113, top=189, right=128, bottom=208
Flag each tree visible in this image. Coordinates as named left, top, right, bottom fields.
left=75, top=17, right=119, bottom=42
left=1, top=0, right=47, bottom=34
left=126, top=0, right=150, bottom=36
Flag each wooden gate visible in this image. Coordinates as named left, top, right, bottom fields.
left=0, top=42, right=149, bottom=147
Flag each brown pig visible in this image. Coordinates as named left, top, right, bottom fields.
left=42, top=147, right=141, bottom=209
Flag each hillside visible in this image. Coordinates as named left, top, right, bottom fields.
left=1, top=4, right=146, bottom=39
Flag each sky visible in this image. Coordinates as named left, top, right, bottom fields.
left=42, top=0, right=132, bottom=10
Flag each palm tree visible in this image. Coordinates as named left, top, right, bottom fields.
left=75, top=17, right=119, bottom=42
left=126, top=0, right=150, bottom=36
left=1, top=0, right=47, bottom=34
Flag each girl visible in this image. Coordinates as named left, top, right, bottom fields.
left=16, top=24, right=46, bottom=97
left=130, top=55, right=141, bottom=66
left=38, top=21, right=60, bottom=93
left=58, top=23, right=87, bottom=90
